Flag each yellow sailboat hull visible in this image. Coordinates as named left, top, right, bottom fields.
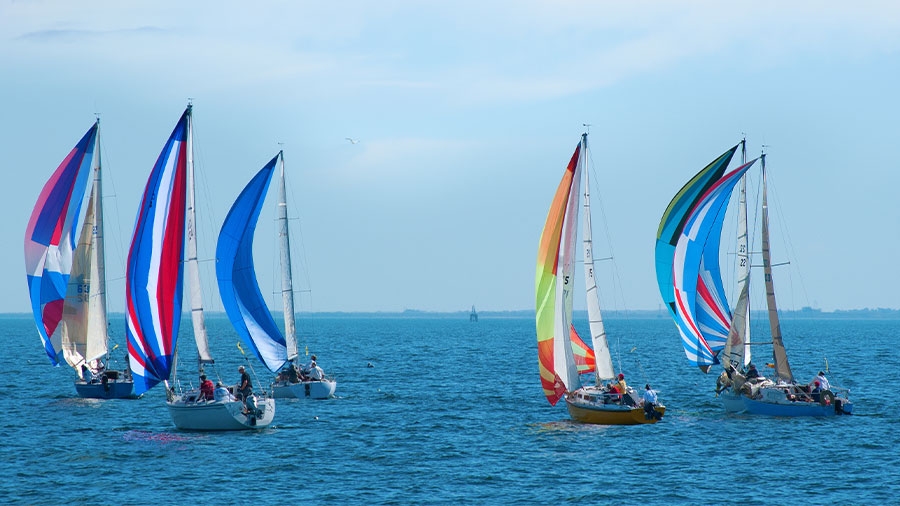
left=565, top=397, right=665, bottom=425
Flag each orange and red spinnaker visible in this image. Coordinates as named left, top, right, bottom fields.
left=535, top=143, right=581, bottom=405
left=569, top=325, right=596, bottom=374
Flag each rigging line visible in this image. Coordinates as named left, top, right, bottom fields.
left=96, top=125, right=130, bottom=316
left=584, top=139, right=633, bottom=376
left=282, top=156, right=317, bottom=341
left=766, top=166, right=812, bottom=310
left=187, top=114, right=224, bottom=314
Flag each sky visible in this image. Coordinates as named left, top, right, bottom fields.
left=3, top=1, right=899, bottom=314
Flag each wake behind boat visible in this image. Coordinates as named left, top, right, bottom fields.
left=25, top=120, right=135, bottom=399
left=656, top=140, right=852, bottom=417
left=127, top=105, right=273, bottom=431
left=535, top=132, right=664, bottom=425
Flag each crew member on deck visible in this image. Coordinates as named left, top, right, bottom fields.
left=746, top=363, right=761, bottom=380
left=199, top=374, right=214, bottom=400
left=237, top=366, right=252, bottom=401
left=811, top=371, right=831, bottom=391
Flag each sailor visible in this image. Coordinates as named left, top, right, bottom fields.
left=811, top=371, right=831, bottom=391
left=642, top=384, right=661, bottom=420
left=616, top=373, right=628, bottom=395
left=810, top=381, right=823, bottom=403
left=237, top=366, right=252, bottom=401
left=214, top=381, right=235, bottom=402
left=746, top=363, right=761, bottom=380
left=199, top=374, right=214, bottom=400
left=642, top=384, right=658, bottom=405
left=307, top=357, right=325, bottom=381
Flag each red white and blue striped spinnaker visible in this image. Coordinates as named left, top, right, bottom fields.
left=126, top=108, right=190, bottom=395
left=24, top=124, right=98, bottom=365
left=672, top=159, right=756, bottom=367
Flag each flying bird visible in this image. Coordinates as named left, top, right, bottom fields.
left=345, top=137, right=359, bottom=144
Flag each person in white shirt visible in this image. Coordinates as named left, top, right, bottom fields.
left=303, top=355, right=325, bottom=381
left=642, top=384, right=658, bottom=405
left=308, top=360, right=324, bottom=381
left=214, top=382, right=236, bottom=402
left=811, top=371, right=831, bottom=391
left=642, top=384, right=661, bottom=420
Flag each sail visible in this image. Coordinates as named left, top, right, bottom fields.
left=760, top=155, right=793, bottom=383
left=184, top=111, right=213, bottom=365
left=580, top=134, right=614, bottom=382
left=655, top=146, right=738, bottom=322
left=216, top=154, right=288, bottom=373
left=722, top=169, right=752, bottom=369
left=126, top=108, right=190, bottom=395
left=535, top=142, right=582, bottom=406
left=277, top=152, right=298, bottom=362
left=25, top=123, right=98, bottom=366
left=61, top=139, right=109, bottom=369
left=672, top=159, right=757, bottom=367
left=569, top=325, right=596, bottom=375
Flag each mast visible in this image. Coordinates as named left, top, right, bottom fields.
left=580, top=133, right=614, bottom=384
left=277, top=151, right=298, bottom=362
left=185, top=104, right=214, bottom=366
left=723, top=138, right=751, bottom=368
left=760, top=153, right=793, bottom=383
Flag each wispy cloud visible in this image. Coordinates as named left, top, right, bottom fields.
left=16, top=26, right=165, bottom=42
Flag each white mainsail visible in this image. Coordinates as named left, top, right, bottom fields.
left=723, top=142, right=752, bottom=368
left=62, top=132, right=109, bottom=369
left=185, top=110, right=213, bottom=365
left=580, top=135, right=614, bottom=383
left=277, top=152, right=298, bottom=362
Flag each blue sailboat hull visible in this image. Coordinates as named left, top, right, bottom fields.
left=721, top=391, right=853, bottom=417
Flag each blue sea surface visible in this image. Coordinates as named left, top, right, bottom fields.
left=3, top=314, right=898, bottom=505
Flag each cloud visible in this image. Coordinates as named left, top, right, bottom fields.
left=15, top=26, right=165, bottom=42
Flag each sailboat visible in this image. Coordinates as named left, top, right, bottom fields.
left=535, top=133, right=665, bottom=425
left=656, top=141, right=853, bottom=416
left=263, top=152, right=337, bottom=400
left=25, top=120, right=135, bottom=399
left=126, top=105, right=274, bottom=430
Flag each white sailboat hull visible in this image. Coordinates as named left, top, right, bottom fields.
left=167, top=395, right=275, bottom=430
left=272, top=379, right=336, bottom=400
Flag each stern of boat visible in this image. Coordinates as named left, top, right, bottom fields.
left=167, top=393, right=276, bottom=430
left=285, top=379, right=336, bottom=400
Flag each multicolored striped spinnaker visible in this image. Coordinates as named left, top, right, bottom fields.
left=216, top=153, right=288, bottom=373
left=672, top=159, right=756, bottom=367
left=24, top=123, right=98, bottom=366
left=126, top=107, right=190, bottom=395
left=655, top=146, right=737, bottom=323
left=535, top=141, right=583, bottom=406
left=569, top=325, right=596, bottom=375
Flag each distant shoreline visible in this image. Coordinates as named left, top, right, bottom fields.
left=4, top=308, right=900, bottom=320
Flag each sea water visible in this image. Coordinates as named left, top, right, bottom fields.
left=3, top=314, right=898, bottom=505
